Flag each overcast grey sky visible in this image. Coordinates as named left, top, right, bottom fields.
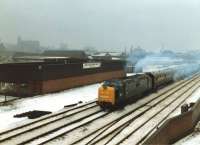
left=0, top=0, right=200, bottom=51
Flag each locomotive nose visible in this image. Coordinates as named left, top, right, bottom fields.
left=98, top=86, right=115, bottom=106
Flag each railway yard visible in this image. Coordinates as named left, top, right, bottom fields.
left=0, top=72, right=200, bottom=145
left=0, top=52, right=199, bottom=145
left=2, top=1, right=200, bottom=144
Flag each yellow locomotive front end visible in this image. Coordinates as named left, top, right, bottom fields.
left=98, top=86, right=115, bottom=107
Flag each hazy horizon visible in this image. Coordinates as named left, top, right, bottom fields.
left=0, top=0, right=200, bottom=51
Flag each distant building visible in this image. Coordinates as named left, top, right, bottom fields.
left=92, top=52, right=126, bottom=60
left=83, top=46, right=98, bottom=55
left=160, top=49, right=176, bottom=57
left=131, top=47, right=147, bottom=58
left=0, top=42, right=6, bottom=52
left=127, top=47, right=147, bottom=67
left=17, top=36, right=40, bottom=53
left=13, top=51, right=41, bottom=57
left=92, top=52, right=112, bottom=60
left=128, top=47, right=147, bottom=59
left=42, top=50, right=88, bottom=59
left=12, top=56, right=69, bottom=63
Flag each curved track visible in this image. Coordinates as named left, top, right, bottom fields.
left=0, top=74, right=199, bottom=145
left=68, top=74, right=200, bottom=145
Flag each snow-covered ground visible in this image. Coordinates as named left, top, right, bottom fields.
left=185, top=88, right=200, bottom=104
left=0, top=73, right=132, bottom=131
left=174, top=88, right=200, bottom=145
left=1, top=71, right=200, bottom=144
left=0, top=83, right=100, bottom=131
left=175, top=133, right=200, bottom=145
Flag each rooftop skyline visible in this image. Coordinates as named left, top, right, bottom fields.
left=1, top=0, right=200, bottom=51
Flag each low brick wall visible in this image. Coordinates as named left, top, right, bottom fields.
left=143, top=97, right=200, bottom=145
left=0, top=70, right=125, bottom=97
left=41, top=70, right=125, bottom=94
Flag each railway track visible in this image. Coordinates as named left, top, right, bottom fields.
left=41, top=73, right=199, bottom=144
left=109, top=80, right=200, bottom=145
left=0, top=100, right=103, bottom=144
left=67, top=74, right=200, bottom=145
left=0, top=74, right=199, bottom=145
